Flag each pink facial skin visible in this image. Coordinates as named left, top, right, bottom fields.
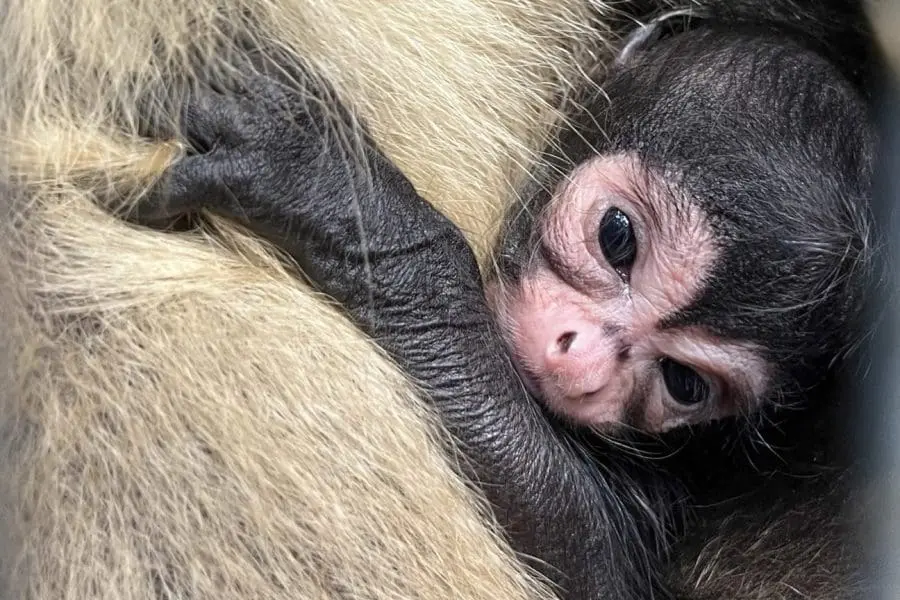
left=488, top=155, right=771, bottom=432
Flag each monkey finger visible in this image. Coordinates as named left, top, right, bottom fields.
left=126, top=153, right=227, bottom=224
left=179, top=86, right=251, bottom=152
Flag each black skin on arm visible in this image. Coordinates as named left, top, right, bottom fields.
left=129, top=63, right=675, bottom=600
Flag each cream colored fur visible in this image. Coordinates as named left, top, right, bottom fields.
left=0, top=0, right=621, bottom=597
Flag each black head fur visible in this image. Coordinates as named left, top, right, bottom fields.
left=497, top=22, right=878, bottom=402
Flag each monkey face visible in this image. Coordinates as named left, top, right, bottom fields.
left=488, top=155, right=769, bottom=432
left=489, top=26, right=875, bottom=433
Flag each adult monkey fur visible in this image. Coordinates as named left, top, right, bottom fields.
left=0, top=1, right=881, bottom=600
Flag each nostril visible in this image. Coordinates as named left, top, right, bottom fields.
left=556, top=331, right=577, bottom=353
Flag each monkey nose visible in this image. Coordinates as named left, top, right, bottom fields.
left=555, top=331, right=577, bottom=353
left=545, top=326, right=597, bottom=362
left=541, top=323, right=617, bottom=392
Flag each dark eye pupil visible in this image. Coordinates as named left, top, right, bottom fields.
left=598, top=207, right=637, bottom=275
left=660, top=358, right=709, bottom=406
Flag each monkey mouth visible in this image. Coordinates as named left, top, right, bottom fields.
left=509, top=354, right=619, bottom=426
left=509, top=354, right=600, bottom=420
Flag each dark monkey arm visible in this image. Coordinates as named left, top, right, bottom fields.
left=131, top=70, right=671, bottom=600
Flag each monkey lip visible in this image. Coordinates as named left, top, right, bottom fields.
left=539, top=384, right=612, bottom=422
left=509, top=355, right=611, bottom=425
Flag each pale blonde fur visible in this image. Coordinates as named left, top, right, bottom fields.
left=0, top=0, right=617, bottom=598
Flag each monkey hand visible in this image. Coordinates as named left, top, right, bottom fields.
left=130, top=71, right=481, bottom=323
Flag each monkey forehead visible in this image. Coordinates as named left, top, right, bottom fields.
left=548, top=153, right=719, bottom=312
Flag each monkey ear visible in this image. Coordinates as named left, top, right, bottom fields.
left=614, top=8, right=709, bottom=67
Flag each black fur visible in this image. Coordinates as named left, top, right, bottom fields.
left=129, top=2, right=881, bottom=598
left=497, top=17, right=877, bottom=400
left=620, top=28, right=874, bottom=391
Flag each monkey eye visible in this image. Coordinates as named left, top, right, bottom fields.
left=598, top=207, right=637, bottom=278
left=660, top=358, right=710, bottom=407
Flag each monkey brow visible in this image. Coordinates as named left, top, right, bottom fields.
left=538, top=239, right=594, bottom=292
left=637, top=192, right=670, bottom=237
left=624, top=158, right=680, bottom=237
